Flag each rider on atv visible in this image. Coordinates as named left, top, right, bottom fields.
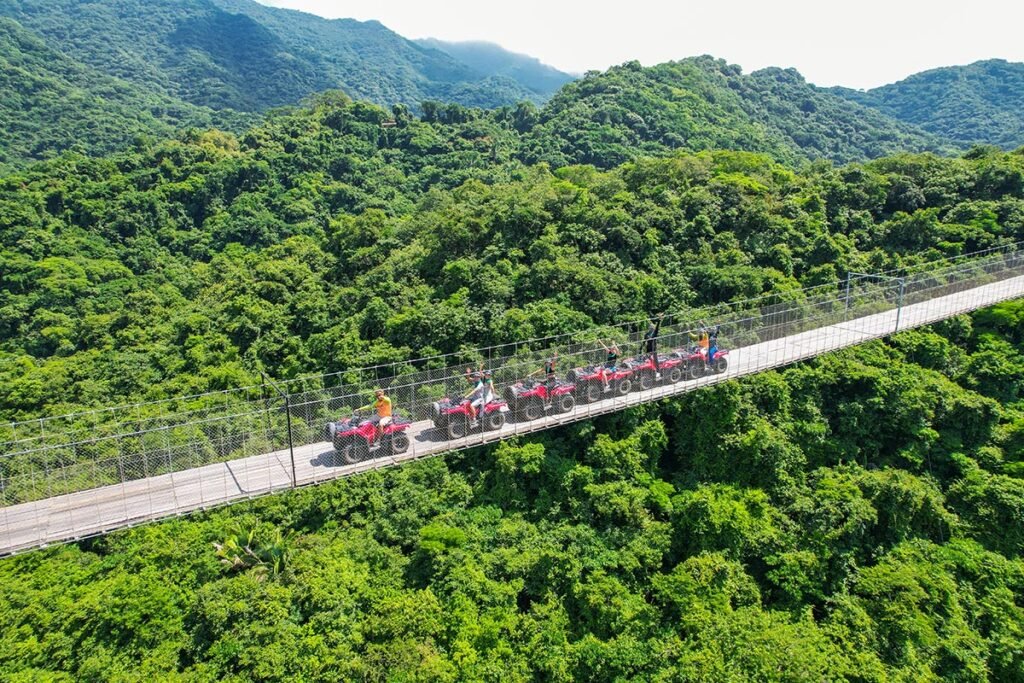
left=688, top=324, right=720, bottom=369
left=464, top=368, right=495, bottom=426
left=599, top=341, right=619, bottom=392
left=527, top=350, right=559, bottom=405
left=692, top=329, right=708, bottom=360
left=356, top=389, right=393, bottom=435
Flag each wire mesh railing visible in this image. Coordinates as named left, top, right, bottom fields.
left=2, top=243, right=1024, bottom=554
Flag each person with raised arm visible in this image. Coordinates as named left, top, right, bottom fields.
left=527, top=350, right=559, bottom=406
left=642, top=312, right=666, bottom=380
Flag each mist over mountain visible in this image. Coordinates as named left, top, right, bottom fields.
left=416, top=38, right=575, bottom=99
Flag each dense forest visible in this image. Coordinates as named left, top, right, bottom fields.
left=2, top=15, right=1024, bottom=677
left=0, top=18, right=252, bottom=175
left=833, top=60, right=1024, bottom=151
left=1, top=92, right=1022, bottom=421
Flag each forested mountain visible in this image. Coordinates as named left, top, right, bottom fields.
left=520, top=58, right=956, bottom=167
left=416, top=38, right=576, bottom=99
left=1, top=62, right=1024, bottom=679
left=0, top=17, right=250, bottom=174
left=832, top=59, right=1024, bottom=150
left=0, top=0, right=994, bottom=172
left=0, top=0, right=541, bottom=112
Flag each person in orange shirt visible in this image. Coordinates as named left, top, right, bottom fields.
left=358, top=389, right=393, bottom=433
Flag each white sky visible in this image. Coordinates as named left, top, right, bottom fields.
left=258, top=0, right=1023, bottom=90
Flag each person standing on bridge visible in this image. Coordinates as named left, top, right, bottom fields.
left=357, top=389, right=393, bottom=435
left=642, top=313, right=665, bottom=380
left=544, top=350, right=558, bottom=396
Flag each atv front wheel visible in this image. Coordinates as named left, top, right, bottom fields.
left=485, top=411, right=506, bottom=431
left=583, top=382, right=602, bottom=404
left=447, top=418, right=468, bottom=440
left=341, top=441, right=370, bottom=465
left=615, top=378, right=632, bottom=396
left=637, top=371, right=654, bottom=391
left=713, top=357, right=728, bottom=374
left=519, top=400, right=542, bottom=422
left=667, top=366, right=683, bottom=384
left=555, top=393, right=576, bottom=414
left=388, top=432, right=410, bottom=455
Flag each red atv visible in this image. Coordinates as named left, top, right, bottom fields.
left=566, top=365, right=634, bottom=403
left=504, top=379, right=576, bottom=421
left=671, top=346, right=730, bottom=379
left=325, top=413, right=412, bottom=464
left=621, top=354, right=686, bottom=390
left=430, top=397, right=509, bottom=439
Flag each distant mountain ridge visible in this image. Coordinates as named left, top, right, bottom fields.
left=0, top=0, right=1019, bottom=172
left=0, top=0, right=544, bottom=111
left=830, top=60, right=1024, bottom=150
left=415, top=38, right=575, bottom=99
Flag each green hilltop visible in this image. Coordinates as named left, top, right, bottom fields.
left=832, top=59, right=1024, bottom=150
left=521, top=58, right=955, bottom=168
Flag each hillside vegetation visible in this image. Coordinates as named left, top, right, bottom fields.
left=1, top=32, right=1024, bottom=681
left=521, top=58, right=955, bottom=167
left=833, top=59, right=1024, bottom=150
left=0, top=0, right=542, bottom=112
left=1, top=94, right=1021, bottom=420
left=0, top=18, right=250, bottom=174
left=0, top=0, right=980, bottom=172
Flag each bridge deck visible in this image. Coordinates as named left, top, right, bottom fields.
left=3, top=273, right=1023, bottom=555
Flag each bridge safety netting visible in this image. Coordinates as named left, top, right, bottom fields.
left=1, top=243, right=1023, bottom=553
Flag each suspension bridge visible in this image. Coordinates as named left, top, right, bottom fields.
left=2, top=245, right=1024, bottom=556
